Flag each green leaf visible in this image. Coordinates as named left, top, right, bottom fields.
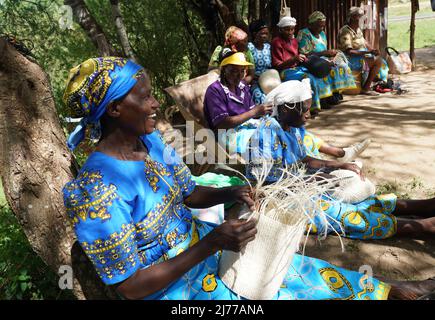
left=18, top=271, right=30, bottom=281
left=20, top=282, right=28, bottom=292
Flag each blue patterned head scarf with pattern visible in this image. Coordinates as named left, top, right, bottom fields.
left=63, top=57, right=145, bottom=151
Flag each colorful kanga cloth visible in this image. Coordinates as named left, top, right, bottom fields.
left=338, top=25, right=389, bottom=83
left=297, top=28, right=356, bottom=94
left=63, top=130, right=390, bottom=300
left=248, top=42, right=273, bottom=105
left=303, top=130, right=325, bottom=159
left=246, top=118, right=397, bottom=240
left=63, top=57, right=145, bottom=151
left=203, top=79, right=259, bottom=154
left=271, top=36, right=330, bottom=111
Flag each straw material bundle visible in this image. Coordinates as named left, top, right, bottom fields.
left=218, top=162, right=341, bottom=300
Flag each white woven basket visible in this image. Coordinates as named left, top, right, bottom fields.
left=329, top=169, right=376, bottom=203
left=218, top=210, right=306, bottom=300
left=217, top=162, right=341, bottom=300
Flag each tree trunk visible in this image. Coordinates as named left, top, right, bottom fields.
left=180, top=3, right=211, bottom=76
left=64, top=0, right=117, bottom=56
left=410, top=0, right=419, bottom=70
left=214, top=0, right=248, bottom=31
left=110, top=0, right=137, bottom=62
left=248, top=0, right=257, bottom=22
left=183, top=0, right=222, bottom=52
left=0, top=39, right=117, bottom=299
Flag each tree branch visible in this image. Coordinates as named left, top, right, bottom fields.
left=64, top=0, right=117, bottom=56
left=110, top=0, right=137, bottom=61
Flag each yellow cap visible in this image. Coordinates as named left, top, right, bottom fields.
left=220, top=52, right=253, bottom=67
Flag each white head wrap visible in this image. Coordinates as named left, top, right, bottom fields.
left=277, top=16, right=297, bottom=28
left=347, top=6, right=365, bottom=23
left=349, top=6, right=365, bottom=17
left=265, top=79, right=312, bottom=117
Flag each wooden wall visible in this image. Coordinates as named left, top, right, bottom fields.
left=285, top=0, right=388, bottom=52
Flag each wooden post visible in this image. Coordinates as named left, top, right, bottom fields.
left=379, top=0, right=388, bottom=58
left=410, top=0, right=419, bottom=70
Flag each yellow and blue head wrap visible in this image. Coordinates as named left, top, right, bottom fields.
left=63, top=57, right=144, bottom=151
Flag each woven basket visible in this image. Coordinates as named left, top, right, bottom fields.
left=258, top=69, right=281, bottom=95
left=218, top=210, right=305, bottom=300
left=329, top=169, right=376, bottom=203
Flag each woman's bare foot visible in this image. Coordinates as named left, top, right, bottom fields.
left=388, top=278, right=435, bottom=300
left=396, top=216, right=435, bottom=237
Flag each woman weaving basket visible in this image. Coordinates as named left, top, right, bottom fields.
left=247, top=20, right=282, bottom=105
left=338, top=7, right=389, bottom=96
left=204, top=50, right=273, bottom=155
left=296, top=11, right=356, bottom=106
left=271, top=16, right=334, bottom=115
left=62, top=57, right=435, bottom=300
left=247, top=79, right=435, bottom=240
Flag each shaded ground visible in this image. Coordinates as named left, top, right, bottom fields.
left=304, top=47, right=435, bottom=282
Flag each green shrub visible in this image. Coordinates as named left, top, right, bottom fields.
left=0, top=205, right=75, bottom=300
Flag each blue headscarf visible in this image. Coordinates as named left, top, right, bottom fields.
left=63, top=57, right=144, bottom=151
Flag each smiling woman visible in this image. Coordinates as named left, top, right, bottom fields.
left=61, top=56, right=260, bottom=299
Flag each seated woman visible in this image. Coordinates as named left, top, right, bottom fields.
left=248, top=79, right=435, bottom=241
left=247, top=20, right=274, bottom=105
left=297, top=11, right=356, bottom=106
left=255, top=79, right=370, bottom=162
left=271, top=16, right=329, bottom=115
left=204, top=50, right=273, bottom=155
left=338, top=7, right=389, bottom=96
left=63, top=57, right=435, bottom=300
left=208, top=26, right=255, bottom=84
left=299, top=125, right=371, bottom=164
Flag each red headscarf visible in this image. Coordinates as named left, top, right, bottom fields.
left=224, top=26, right=248, bottom=50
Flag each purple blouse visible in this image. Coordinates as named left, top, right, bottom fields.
left=204, top=79, right=255, bottom=129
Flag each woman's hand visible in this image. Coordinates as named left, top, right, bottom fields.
left=204, top=218, right=257, bottom=252
left=297, top=54, right=308, bottom=63
left=252, top=103, right=273, bottom=117
left=340, top=163, right=364, bottom=178
left=324, top=50, right=338, bottom=57
left=231, top=185, right=256, bottom=211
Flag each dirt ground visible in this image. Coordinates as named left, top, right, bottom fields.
left=303, top=47, right=435, bottom=282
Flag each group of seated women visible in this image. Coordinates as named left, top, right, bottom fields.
left=208, top=7, right=389, bottom=117
left=61, top=56, right=435, bottom=300
left=60, top=8, right=435, bottom=301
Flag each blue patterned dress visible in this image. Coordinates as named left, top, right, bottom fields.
left=247, top=118, right=397, bottom=240
left=248, top=42, right=272, bottom=105
left=63, top=131, right=390, bottom=300
left=297, top=28, right=357, bottom=96
left=347, top=54, right=389, bottom=85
